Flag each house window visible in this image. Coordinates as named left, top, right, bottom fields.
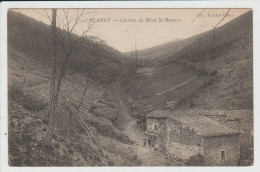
left=221, top=151, right=226, bottom=160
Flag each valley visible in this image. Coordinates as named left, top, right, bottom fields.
left=7, top=9, right=253, bottom=166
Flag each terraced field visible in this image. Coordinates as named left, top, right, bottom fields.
left=136, top=62, right=209, bottom=109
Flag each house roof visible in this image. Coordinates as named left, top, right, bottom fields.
left=170, top=109, right=252, bottom=120
left=170, top=115, right=240, bottom=137
left=170, top=109, right=227, bottom=117
left=146, top=109, right=244, bottom=137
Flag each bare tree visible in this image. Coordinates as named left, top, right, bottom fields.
left=47, top=8, right=57, bottom=143
left=77, top=39, right=105, bottom=110
left=34, top=9, right=96, bottom=143
left=54, top=9, right=95, bottom=101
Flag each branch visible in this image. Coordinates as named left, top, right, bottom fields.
left=213, top=8, right=231, bottom=38
left=32, top=9, right=52, bottom=23
left=44, top=9, right=52, bottom=23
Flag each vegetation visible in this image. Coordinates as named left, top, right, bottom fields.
left=8, top=10, right=138, bottom=166
left=129, top=11, right=253, bottom=110
left=163, top=11, right=253, bottom=110
left=8, top=10, right=129, bottom=83
left=9, top=82, right=48, bottom=111
left=185, top=154, right=204, bottom=166
left=7, top=9, right=253, bottom=166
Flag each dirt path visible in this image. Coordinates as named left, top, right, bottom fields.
left=113, top=77, right=173, bottom=166
left=112, top=80, right=131, bottom=130
left=125, top=118, right=171, bottom=166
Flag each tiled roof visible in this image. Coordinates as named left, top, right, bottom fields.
left=146, top=109, right=245, bottom=137
left=170, top=109, right=252, bottom=120
left=171, top=115, right=240, bottom=137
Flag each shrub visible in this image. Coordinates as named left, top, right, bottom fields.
left=9, top=100, right=105, bottom=166
left=21, top=94, right=48, bottom=111
left=9, top=83, right=48, bottom=111
left=9, top=82, right=24, bottom=100
left=185, top=154, right=204, bottom=166
left=86, top=119, right=132, bottom=144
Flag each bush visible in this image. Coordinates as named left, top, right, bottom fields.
left=21, top=94, right=48, bottom=111
left=8, top=100, right=105, bottom=166
left=185, top=154, right=204, bottom=166
left=9, top=82, right=24, bottom=100
left=9, top=83, right=48, bottom=111
left=86, top=119, right=132, bottom=144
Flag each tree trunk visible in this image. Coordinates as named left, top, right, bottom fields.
left=47, top=9, right=57, bottom=144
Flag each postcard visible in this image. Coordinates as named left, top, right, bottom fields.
left=0, top=1, right=258, bottom=171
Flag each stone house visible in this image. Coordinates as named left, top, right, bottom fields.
left=146, top=110, right=241, bottom=166
left=183, top=109, right=253, bottom=154
left=145, top=112, right=168, bottom=148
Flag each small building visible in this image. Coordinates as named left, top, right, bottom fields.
left=145, top=110, right=169, bottom=149
left=146, top=110, right=169, bottom=132
left=146, top=110, right=241, bottom=166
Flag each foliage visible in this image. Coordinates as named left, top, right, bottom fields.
left=9, top=83, right=48, bottom=111
left=8, top=11, right=129, bottom=84
left=161, top=11, right=253, bottom=109
left=8, top=100, right=107, bottom=166
left=85, top=118, right=133, bottom=144
left=185, top=154, right=204, bottom=166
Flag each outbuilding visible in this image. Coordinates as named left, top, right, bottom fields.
left=146, top=110, right=241, bottom=166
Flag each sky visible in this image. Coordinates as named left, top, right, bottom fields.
left=12, top=8, right=250, bottom=52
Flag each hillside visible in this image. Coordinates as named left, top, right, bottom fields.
left=8, top=11, right=132, bottom=84
left=128, top=11, right=253, bottom=110
left=163, top=10, right=253, bottom=110
left=124, top=38, right=194, bottom=65
left=7, top=9, right=253, bottom=166
left=8, top=11, right=141, bottom=166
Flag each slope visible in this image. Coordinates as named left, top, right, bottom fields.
left=8, top=11, right=140, bottom=166
left=127, top=10, right=253, bottom=110
left=7, top=10, right=130, bottom=84
left=124, top=38, right=194, bottom=66
left=164, top=10, right=253, bottom=109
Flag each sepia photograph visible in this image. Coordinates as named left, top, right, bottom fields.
left=6, top=8, right=253, bottom=167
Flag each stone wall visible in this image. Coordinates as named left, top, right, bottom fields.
left=158, top=119, right=169, bottom=151
left=168, top=119, right=202, bottom=146
left=147, top=116, right=241, bottom=166
left=203, top=135, right=240, bottom=166
left=207, top=114, right=253, bottom=158
left=168, top=118, right=203, bottom=159
left=169, top=142, right=203, bottom=160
